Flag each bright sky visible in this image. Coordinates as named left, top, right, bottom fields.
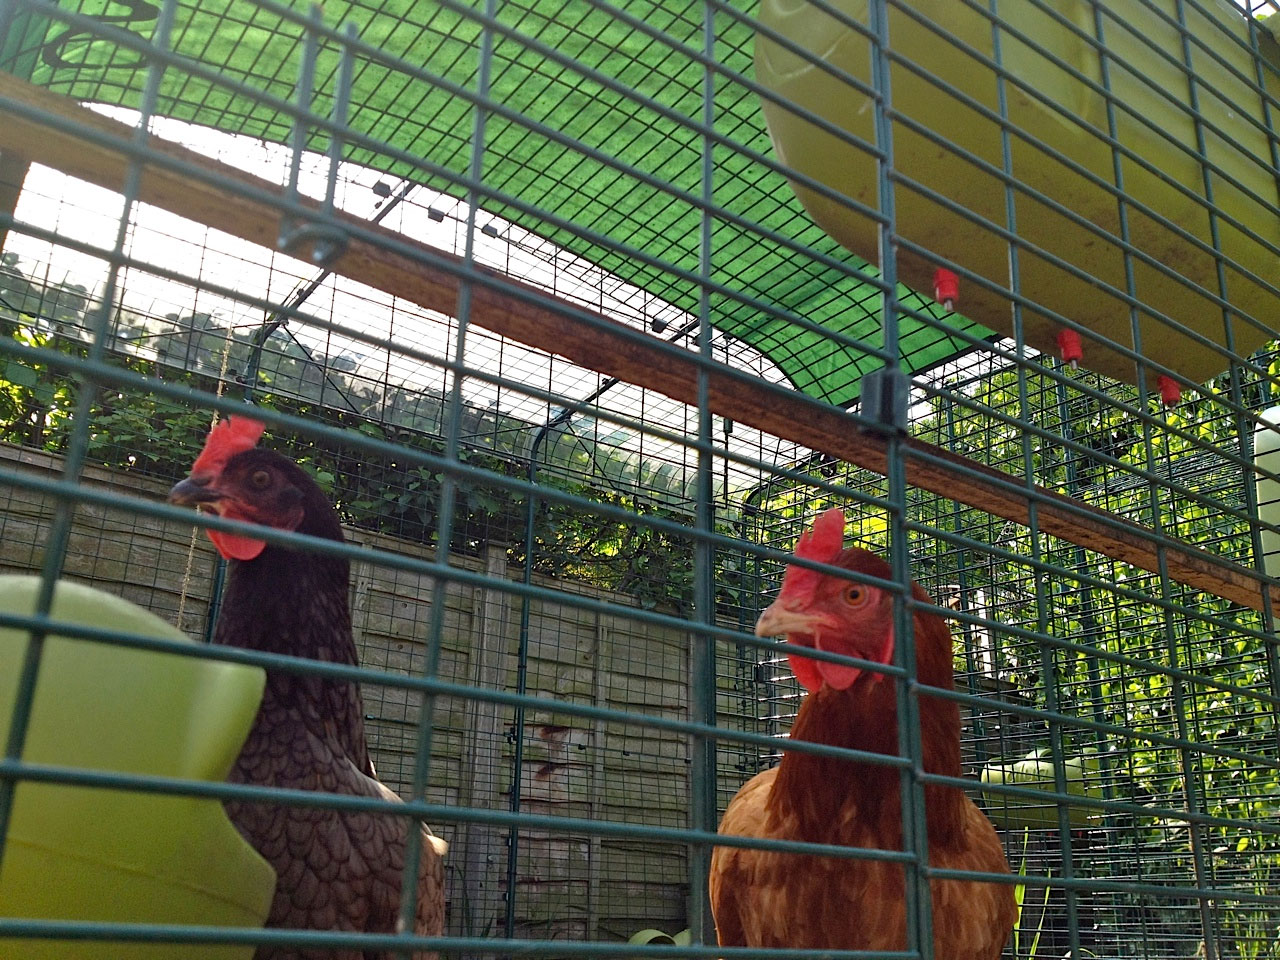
left=5, top=110, right=801, bottom=504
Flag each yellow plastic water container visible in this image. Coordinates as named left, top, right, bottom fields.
left=0, top=576, right=274, bottom=959
left=1254, top=407, right=1280, bottom=578
left=979, top=749, right=1102, bottom=831
left=756, top=0, right=1280, bottom=390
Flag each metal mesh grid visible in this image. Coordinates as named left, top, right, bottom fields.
left=734, top=347, right=1280, bottom=956
left=0, top=1, right=1279, bottom=958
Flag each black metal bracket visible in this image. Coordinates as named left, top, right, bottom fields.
left=277, top=221, right=348, bottom=266
left=859, top=365, right=911, bottom=433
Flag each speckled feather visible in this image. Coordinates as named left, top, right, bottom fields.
left=710, top=546, right=1015, bottom=957
left=190, top=445, right=445, bottom=960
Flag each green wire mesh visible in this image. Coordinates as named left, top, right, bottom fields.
left=1, top=0, right=1280, bottom=958
left=0, top=0, right=989, bottom=408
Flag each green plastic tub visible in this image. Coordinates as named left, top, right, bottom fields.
left=0, top=576, right=274, bottom=959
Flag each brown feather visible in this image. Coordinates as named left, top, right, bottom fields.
left=711, top=550, right=1016, bottom=957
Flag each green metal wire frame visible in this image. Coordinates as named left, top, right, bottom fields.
left=0, top=0, right=989, bottom=408
left=0, top=0, right=1279, bottom=959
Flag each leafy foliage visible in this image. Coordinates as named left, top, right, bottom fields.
left=0, top=254, right=740, bottom=613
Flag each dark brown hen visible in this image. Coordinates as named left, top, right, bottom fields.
left=169, top=416, right=445, bottom=960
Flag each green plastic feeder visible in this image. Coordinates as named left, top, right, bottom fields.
left=979, top=749, right=1103, bottom=831
left=0, top=576, right=274, bottom=959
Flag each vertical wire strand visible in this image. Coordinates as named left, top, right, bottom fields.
left=943, top=400, right=987, bottom=767
left=987, top=0, right=1082, bottom=952
left=1088, top=16, right=1164, bottom=940
left=688, top=0, right=720, bottom=945
left=1218, top=5, right=1280, bottom=755
left=1051, top=375, right=1121, bottom=902
left=323, top=23, right=356, bottom=222
left=1092, top=4, right=1220, bottom=956
left=1242, top=0, right=1280, bottom=773
left=1173, top=0, right=1245, bottom=950
left=0, top=0, right=177, bottom=870
left=868, top=1, right=932, bottom=955
left=174, top=333, right=237, bottom=633
left=397, top=0, right=498, bottom=950
left=281, top=5, right=319, bottom=240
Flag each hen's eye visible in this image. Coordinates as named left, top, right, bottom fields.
left=249, top=469, right=272, bottom=489
left=843, top=584, right=869, bottom=607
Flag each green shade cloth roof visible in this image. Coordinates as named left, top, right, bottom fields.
left=2, top=0, right=991, bottom=407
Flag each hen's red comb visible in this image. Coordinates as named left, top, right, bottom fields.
left=191, top=415, right=265, bottom=475
left=778, top=507, right=845, bottom=602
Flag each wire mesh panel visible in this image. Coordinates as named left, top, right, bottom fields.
left=0, top=1, right=1278, bottom=959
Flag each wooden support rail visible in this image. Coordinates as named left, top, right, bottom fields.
left=0, top=72, right=1271, bottom=617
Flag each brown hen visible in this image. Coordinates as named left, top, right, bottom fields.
left=710, top=508, right=1015, bottom=957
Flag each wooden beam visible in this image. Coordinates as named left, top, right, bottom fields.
left=0, top=73, right=1270, bottom=616
left=0, top=146, right=31, bottom=254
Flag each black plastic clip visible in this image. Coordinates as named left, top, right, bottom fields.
left=859, top=366, right=910, bottom=434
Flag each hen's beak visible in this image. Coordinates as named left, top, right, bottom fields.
left=168, top=474, right=225, bottom=508
left=755, top=602, right=825, bottom=638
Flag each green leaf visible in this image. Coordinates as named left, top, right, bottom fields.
left=3, top=361, right=38, bottom=388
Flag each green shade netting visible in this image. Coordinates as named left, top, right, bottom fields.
left=1, top=0, right=991, bottom=407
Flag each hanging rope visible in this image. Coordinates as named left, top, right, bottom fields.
left=174, top=328, right=235, bottom=633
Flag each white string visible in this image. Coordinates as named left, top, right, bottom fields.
left=174, top=330, right=235, bottom=632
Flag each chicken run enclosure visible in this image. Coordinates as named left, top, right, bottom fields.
left=2, top=0, right=1280, bottom=956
